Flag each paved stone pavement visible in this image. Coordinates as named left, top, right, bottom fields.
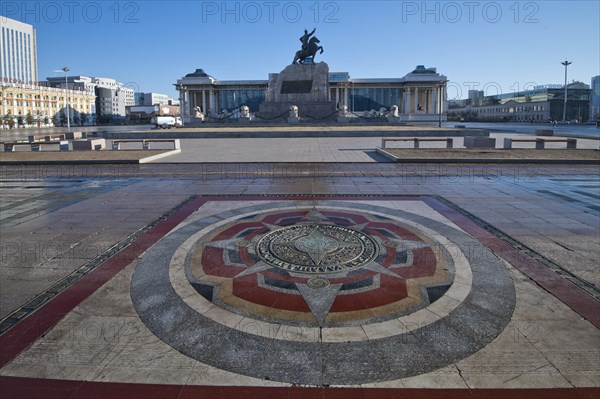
left=0, top=156, right=599, bottom=397
left=145, top=133, right=600, bottom=163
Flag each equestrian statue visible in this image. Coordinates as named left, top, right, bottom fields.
left=293, top=28, right=324, bottom=65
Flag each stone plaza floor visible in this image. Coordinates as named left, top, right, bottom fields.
left=0, top=139, right=599, bottom=397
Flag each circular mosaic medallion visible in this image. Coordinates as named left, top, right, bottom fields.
left=256, top=224, right=378, bottom=273
left=131, top=200, right=515, bottom=385
left=188, top=208, right=452, bottom=328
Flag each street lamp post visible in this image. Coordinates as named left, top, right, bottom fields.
left=62, top=66, right=70, bottom=131
left=561, top=60, right=571, bottom=123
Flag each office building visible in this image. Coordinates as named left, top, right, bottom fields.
left=0, top=16, right=37, bottom=83
left=448, top=82, right=591, bottom=123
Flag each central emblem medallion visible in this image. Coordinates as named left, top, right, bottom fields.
left=256, top=223, right=379, bottom=273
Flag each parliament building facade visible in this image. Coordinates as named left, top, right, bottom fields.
left=175, top=65, right=448, bottom=122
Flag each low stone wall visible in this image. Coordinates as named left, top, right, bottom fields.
left=96, top=128, right=491, bottom=140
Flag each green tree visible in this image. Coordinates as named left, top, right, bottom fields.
left=3, top=111, right=15, bottom=129
left=51, top=113, right=58, bottom=126
left=25, top=111, right=34, bottom=125
left=80, top=112, right=87, bottom=126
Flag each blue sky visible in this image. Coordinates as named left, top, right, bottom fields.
left=3, top=0, right=599, bottom=99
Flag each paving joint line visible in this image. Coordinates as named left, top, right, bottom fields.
left=433, top=195, right=600, bottom=301
left=0, top=195, right=199, bottom=336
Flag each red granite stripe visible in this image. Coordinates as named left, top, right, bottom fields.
left=0, top=376, right=82, bottom=399
left=363, top=388, right=475, bottom=399
left=469, top=388, right=600, bottom=399
left=2, top=377, right=598, bottom=399
left=0, top=196, right=208, bottom=368
left=72, top=380, right=182, bottom=399
left=422, top=196, right=600, bottom=329
left=181, top=385, right=289, bottom=399
left=287, top=386, right=364, bottom=399
left=214, top=195, right=422, bottom=202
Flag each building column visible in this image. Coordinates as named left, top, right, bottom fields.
left=425, top=88, right=435, bottom=114
left=441, top=85, right=447, bottom=114
left=185, top=90, right=189, bottom=116
left=201, top=90, right=207, bottom=114
left=186, top=90, right=192, bottom=116
left=209, top=90, right=215, bottom=113
left=180, top=89, right=187, bottom=116
left=405, top=88, right=411, bottom=113
left=343, top=88, right=349, bottom=109
left=428, top=88, right=434, bottom=113
left=412, top=87, right=417, bottom=113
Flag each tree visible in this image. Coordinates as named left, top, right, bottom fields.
left=80, top=112, right=87, bottom=126
left=51, top=113, right=58, bottom=126
left=4, top=111, right=15, bottom=129
left=43, top=116, right=49, bottom=125
left=25, top=111, right=34, bottom=126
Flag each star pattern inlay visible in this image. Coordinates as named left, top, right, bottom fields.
left=204, top=209, right=439, bottom=327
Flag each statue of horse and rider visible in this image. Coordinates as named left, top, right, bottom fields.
left=293, top=28, right=324, bottom=65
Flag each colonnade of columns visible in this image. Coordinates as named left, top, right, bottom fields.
left=402, top=86, right=445, bottom=114
left=332, top=87, right=349, bottom=108
left=179, top=88, right=216, bottom=117
left=179, top=84, right=447, bottom=117
left=329, top=85, right=446, bottom=114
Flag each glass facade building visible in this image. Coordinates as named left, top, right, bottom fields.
left=348, top=87, right=401, bottom=112
left=217, top=88, right=266, bottom=111
left=0, top=16, right=37, bottom=83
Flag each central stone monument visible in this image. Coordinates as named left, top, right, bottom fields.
left=258, top=29, right=336, bottom=119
